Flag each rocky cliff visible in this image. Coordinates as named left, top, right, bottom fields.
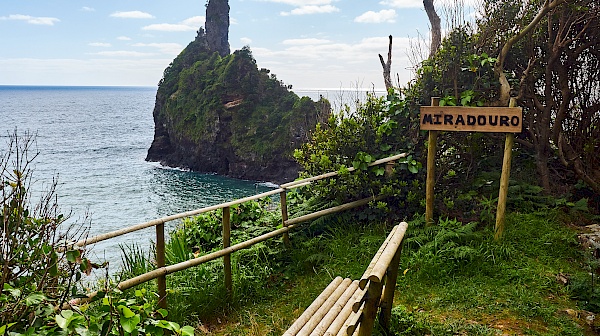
left=146, top=29, right=330, bottom=183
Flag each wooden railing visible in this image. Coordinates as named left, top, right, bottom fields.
left=72, top=153, right=407, bottom=308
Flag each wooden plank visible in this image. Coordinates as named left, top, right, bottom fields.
left=368, top=222, right=408, bottom=283
left=73, top=187, right=285, bottom=247
left=341, top=302, right=364, bottom=336
left=283, top=277, right=345, bottom=336
left=285, top=196, right=385, bottom=227
left=420, top=106, right=523, bottom=132
left=280, top=153, right=408, bottom=189
left=359, top=225, right=399, bottom=289
left=325, top=285, right=364, bottom=336
left=310, top=281, right=359, bottom=336
left=297, top=278, right=353, bottom=336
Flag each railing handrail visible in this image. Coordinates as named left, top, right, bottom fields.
left=73, top=153, right=407, bottom=248
left=68, top=152, right=407, bottom=308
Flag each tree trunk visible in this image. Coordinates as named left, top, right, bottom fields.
left=535, top=144, right=552, bottom=192
left=423, top=0, right=441, bottom=57
left=379, top=35, right=393, bottom=90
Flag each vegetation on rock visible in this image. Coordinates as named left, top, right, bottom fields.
left=146, top=29, right=329, bottom=183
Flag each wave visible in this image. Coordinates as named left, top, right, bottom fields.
left=145, top=160, right=191, bottom=172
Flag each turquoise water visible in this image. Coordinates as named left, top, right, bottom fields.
left=0, top=86, right=273, bottom=269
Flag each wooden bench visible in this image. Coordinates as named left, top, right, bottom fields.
left=283, top=222, right=408, bottom=336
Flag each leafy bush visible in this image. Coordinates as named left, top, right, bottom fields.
left=293, top=90, right=424, bottom=222
left=177, top=198, right=279, bottom=254
left=0, top=133, right=194, bottom=335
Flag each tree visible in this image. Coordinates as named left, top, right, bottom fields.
left=479, top=0, right=600, bottom=192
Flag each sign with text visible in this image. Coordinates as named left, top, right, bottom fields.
left=420, top=106, right=523, bottom=133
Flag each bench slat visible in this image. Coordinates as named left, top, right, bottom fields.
left=297, top=278, right=353, bottom=336
left=368, top=222, right=408, bottom=283
left=342, top=301, right=364, bottom=336
left=284, top=222, right=408, bottom=336
left=284, top=277, right=345, bottom=336
left=358, top=225, right=398, bottom=289
left=324, top=284, right=365, bottom=336
left=360, top=222, right=408, bottom=288
left=310, top=280, right=359, bottom=336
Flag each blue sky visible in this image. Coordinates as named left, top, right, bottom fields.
left=0, top=0, right=462, bottom=89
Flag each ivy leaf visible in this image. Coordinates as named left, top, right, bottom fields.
left=157, top=308, right=168, bottom=318
left=66, top=249, right=81, bottom=263
left=119, top=306, right=136, bottom=318
left=25, top=293, right=46, bottom=306
left=3, top=284, right=21, bottom=299
left=380, top=144, right=392, bottom=152
left=181, top=326, right=196, bottom=336
left=56, top=314, right=68, bottom=329
left=120, top=314, right=141, bottom=333
left=408, top=165, right=419, bottom=174
left=375, top=167, right=385, bottom=176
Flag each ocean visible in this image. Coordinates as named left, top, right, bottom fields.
left=0, top=85, right=274, bottom=270
left=0, top=85, right=383, bottom=271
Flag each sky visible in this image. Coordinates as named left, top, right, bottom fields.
left=0, top=0, right=466, bottom=89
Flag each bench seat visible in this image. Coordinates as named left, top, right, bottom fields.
left=283, top=222, right=408, bottom=336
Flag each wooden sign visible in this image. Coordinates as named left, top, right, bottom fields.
left=420, top=106, right=522, bottom=133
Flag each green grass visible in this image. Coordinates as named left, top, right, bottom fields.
left=115, top=209, right=595, bottom=335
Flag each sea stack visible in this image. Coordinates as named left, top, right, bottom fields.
left=145, top=0, right=330, bottom=184
left=205, top=0, right=230, bottom=57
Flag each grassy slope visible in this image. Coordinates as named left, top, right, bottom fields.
left=195, top=211, right=595, bottom=335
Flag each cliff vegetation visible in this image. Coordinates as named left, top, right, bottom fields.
left=146, top=29, right=329, bottom=183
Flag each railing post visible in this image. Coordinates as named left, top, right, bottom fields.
left=156, top=223, right=167, bottom=309
left=223, top=206, right=232, bottom=298
left=280, top=190, right=291, bottom=247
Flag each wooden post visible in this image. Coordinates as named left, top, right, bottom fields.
left=358, top=281, right=384, bottom=336
left=280, top=190, right=291, bottom=247
left=156, top=223, right=167, bottom=309
left=223, top=206, right=232, bottom=297
left=379, top=244, right=402, bottom=332
left=495, top=98, right=517, bottom=240
left=425, top=97, right=440, bottom=226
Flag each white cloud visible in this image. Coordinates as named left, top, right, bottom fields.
left=282, top=38, right=331, bottom=45
left=281, top=5, right=339, bottom=15
left=110, top=11, right=155, bottom=19
left=354, top=9, right=397, bottom=23
left=0, top=58, right=172, bottom=86
left=182, top=16, right=206, bottom=27
left=1, top=14, right=60, bottom=26
left=142, top=16, right=205, bottom=32
left=91, top=51, right=156, bottom=57
left=132, top=43, right=183, bottom=55
left=249, top=36, right=412, bottom=89
left=240, top=37, right=253, bottom=44
left=379, top=0, right=421, bottom=8
left=117, top=36, right=132, bottom=41
left=259, top=0, right=335, bottom=5
left=89, top=42, right=111, bottom=47
left=380, top=0, right=479, bottom=8
left=81, top=7, right=95, bottom=12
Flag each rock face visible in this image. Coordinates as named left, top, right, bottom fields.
left=146, top=29, right=330, bottom=183
left=205, top=0, right=230, bottom=57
